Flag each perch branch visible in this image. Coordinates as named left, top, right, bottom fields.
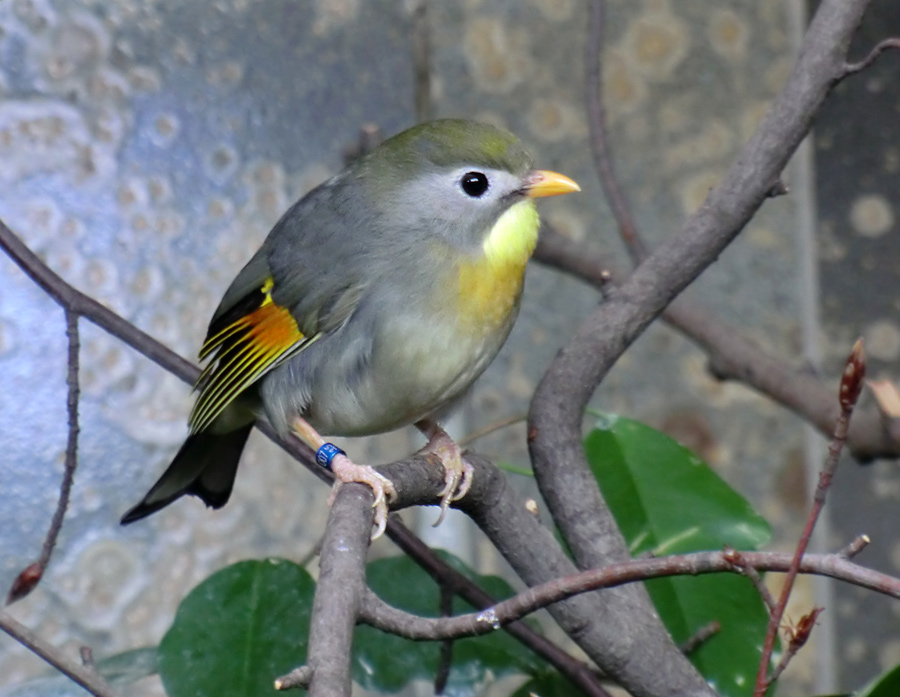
left=0, top=218, right=608, bottom=697
left=277, top=485, right=373, bottom=695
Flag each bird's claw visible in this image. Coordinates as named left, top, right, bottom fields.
left=433, top=458, right=474, bottom=527
left=328, top=454, right=397, bottom=540
left=416, top=428, right=473, bottom=527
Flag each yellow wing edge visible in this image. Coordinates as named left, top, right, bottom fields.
left=189, top=278, right=309, bottom=433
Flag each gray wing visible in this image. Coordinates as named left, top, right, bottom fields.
left=263, top=172, right=388, bottom=337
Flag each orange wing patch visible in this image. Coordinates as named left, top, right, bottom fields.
left=189, top=279, right=310, bottom=434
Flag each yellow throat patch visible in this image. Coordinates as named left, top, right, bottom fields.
left=457, top=200, right=540, bottom=329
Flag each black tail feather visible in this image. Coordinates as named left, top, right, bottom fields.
left=120, top=425, right=253, bottom=525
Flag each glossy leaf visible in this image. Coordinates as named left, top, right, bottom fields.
left=858, top=661, right=900, bottom=697
left=510, top=671, right=579, bottom=697
left=353, top=553, right=546, bottom=696
left=584, top=414, right=772, bottom=697
left=158, top=559, right=314, bottom=697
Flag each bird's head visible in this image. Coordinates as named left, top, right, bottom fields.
left=358, top=119, right=580, bottom=262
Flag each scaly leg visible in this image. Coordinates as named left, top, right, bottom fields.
left=293, top=417, right=397, bottom=539
left=415, top=419, right=474, bottom=526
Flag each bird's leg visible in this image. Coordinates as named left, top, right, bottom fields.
left=415, top=419, right=474, bottom=526
left=292, top=417, right=397, bottom=539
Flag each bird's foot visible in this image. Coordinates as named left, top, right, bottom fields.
left=416, top=423, right=474, bottom=527
left=327, top=453, right=397, bottom=540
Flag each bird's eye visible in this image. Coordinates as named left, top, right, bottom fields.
left=460, top=171, right=489, bottom=198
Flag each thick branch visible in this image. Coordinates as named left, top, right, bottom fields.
left=281, top=485, right=374, bottom=696
left=535, top=229, right=900, bottom=461
left=528, top=2, right=869, bottom=695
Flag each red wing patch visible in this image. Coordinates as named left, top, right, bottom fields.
left=189, top=280, right=310, bottom=434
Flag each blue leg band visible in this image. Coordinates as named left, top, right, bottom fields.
left=316, top=442, right=346, bottom=472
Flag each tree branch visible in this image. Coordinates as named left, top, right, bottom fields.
left=585, top=0, right=646, bottom=263
left=277, top=485, right=373, bottom=695
left=357, top=548, right=900, bottom=641
left=5, top=309, right=81, bottom=604
left=1, top=216, right=621, bottom=695
left=528, top=1, right=870, bottom=695
left=534, top=228, right=900, bottom=461
left=839, top=37, right=900, bottom=77
left=382, top=516, right=609, bottom=696
left=0, top=216, right=615, bottom=696
left=0, top=610, right=119, bottom=697
left=754, top=340, right=866, bottom=695
left=0, top=218, right=198, bottom=384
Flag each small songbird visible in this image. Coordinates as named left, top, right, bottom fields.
left=121, top=119, right=580, bottom=537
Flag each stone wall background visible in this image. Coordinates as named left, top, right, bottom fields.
left=0, top=1, right=896, bottom=694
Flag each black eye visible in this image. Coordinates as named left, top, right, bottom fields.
left=460, top=171, right=489, bottom=197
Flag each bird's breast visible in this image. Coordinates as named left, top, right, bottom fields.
left=455, top=253, right=527, bottom=332
left=454, top=199, right=539, bottom=332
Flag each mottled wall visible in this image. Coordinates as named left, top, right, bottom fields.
left=816, top=0, right=900, bottom=683
left=1, top=0, right=892, bottom=695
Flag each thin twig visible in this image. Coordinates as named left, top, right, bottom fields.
left=768, top=608, right=823, bottom=685
left=358, top=548, right=900, bottom=642
left=838, top=534, right=870, bottom=559
left=723, top=548, right=777, bottom=614
left=840, top=37, right=900, bottom=78
left=435, top=584, right=454, bottom=694
left=0, top=610, right=119, bottom=697
left=275, top=666, right=312, bottom=690
left=80, top=646, right=95, bottom=669
left=6, top=309, right=81, bottom=604
left=457, top=412, right=527, bottom=447
left=767, top=640, right=799, bottom=685
left=747, top=566, right=777, bottom=615
left=383, top=517, right=612, bottom=697
left=44, top=310, right=81, bottom=566
left=0, top=219, right=198, bottom=384
left=410, top=0, right=434, bottom=123
left=754, top=340, right=866, bottom=696
left=679, top=621, right=721, bottom=656
left=585, top=0, right=647, bottom=263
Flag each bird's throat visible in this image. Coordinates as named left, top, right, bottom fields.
left=456, top=200, right=540, bottom=329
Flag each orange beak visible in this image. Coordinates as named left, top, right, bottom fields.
left=523, top=170, right=581, bottom=198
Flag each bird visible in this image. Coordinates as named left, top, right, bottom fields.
left=120, top=119, right=580, bottom=538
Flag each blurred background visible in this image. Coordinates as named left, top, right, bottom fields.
left=0, top=0, right=898, bottom=694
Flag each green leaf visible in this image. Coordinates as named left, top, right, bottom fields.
left=858, top=662, right=900, bottom=697
left=158, top=559, right=314, bottom=697
left=354, top=553, right=546, bottom=695
left=495, top=460, right=535, bottom=477
left=94, top=647, right=159, bottom=687
left=584, top=414, right=772, bottom=697
left=510, top=671, right=579, bottom=697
